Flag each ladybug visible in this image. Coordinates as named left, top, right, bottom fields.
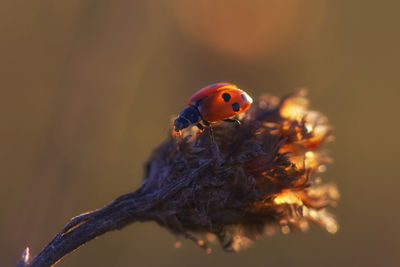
left=174, top=83, right=253, bottom=131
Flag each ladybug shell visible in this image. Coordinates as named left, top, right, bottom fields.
left=197, top=89, right=253, bottom=122
left=188, top=83, right=239, bottom=106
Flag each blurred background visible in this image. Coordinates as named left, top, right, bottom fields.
left=1, top=1, right=399, bottom=266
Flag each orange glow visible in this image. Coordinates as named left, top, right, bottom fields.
left=306, top=123, right=313, bottom=133
left=279, top=94, right=308, bottom=120
left=280, top=104, right=305, bottom=121
left=304, top=151, right=318, bottom=169
left=303, top=207, right=338, bottom=234
left=174, top=241, right=182, bottom=248
left=174, top=1, right=326, bottom=60
left=231, top=235, right=252, bottom=252
left=205, top=233, right=217, bottom=242
left=278, top=91, right=332, bottom=152
left=278, top=146, right=320, bottom=171
left=273, top=190, right=303, bottom=205
left=281, top=225, right=291, bottom=234
left=272, top=189, right=338, bottom=235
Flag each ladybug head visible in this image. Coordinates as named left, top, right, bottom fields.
left=174, top=106, right=201, bottom=131
left=174, top=117, right=189, bottom=131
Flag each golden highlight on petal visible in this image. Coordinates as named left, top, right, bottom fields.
left=274, top=191, right=303, bottom=205
left=280, top=97, right=308, bottom=121
left=231, top=235, right=252, bottom=252
left=303, top=207, right=339, bottom=234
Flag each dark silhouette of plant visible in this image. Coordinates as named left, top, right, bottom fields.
left=18, top=90, right=338, bottom=267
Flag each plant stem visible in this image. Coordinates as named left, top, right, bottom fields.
left=18, top=191, right=154, bottom=267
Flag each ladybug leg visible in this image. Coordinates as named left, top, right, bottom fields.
left=223, top=118, right=241, bottom=126
left=196, top=123, right=204, bottom=131
left=196, top=120, right=210, bottom=132
left=202, top=120, right=210, bottom=126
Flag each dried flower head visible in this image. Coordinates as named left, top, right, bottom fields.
left=19, top=90, right=340, bottom=267
left=143, top=90, right=339, bottom=252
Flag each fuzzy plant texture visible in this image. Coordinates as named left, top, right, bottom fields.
left=144, top=90, right=339, bottom=252
left=19, top=90, right=339, bottom=267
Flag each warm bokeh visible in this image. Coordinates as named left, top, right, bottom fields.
left=1, top=1, right=399, bottom=266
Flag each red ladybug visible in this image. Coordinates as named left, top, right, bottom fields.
left=174, top=83, right=253, bottom=131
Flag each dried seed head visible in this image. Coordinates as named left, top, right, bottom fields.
left=143, top=90, right=338, bottom=251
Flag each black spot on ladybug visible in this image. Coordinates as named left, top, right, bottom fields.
left=232, top=102, right=240, bottom=112
left=222, top=92, right=231, bottom=102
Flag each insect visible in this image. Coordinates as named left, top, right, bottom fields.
left=174, top=83, right=253, bottom=131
